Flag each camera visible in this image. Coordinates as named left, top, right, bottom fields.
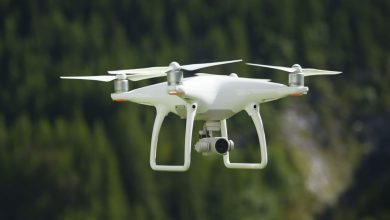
left=195, top=137, right=234, bottom=155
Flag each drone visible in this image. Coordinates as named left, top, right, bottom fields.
left=61, top=60, right=341, bottom=171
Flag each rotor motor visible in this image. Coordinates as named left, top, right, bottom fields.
left=167, top=70, right=183, bottom=86
left=288, top=73, right=304, bottom=87
left=288, top=64, right=304, bottom=87
left=167, top=62, right=185, bottom=95
left=114, top=74, right=129, bottom=93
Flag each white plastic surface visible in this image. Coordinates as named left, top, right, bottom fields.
left=111, top=75, right=308, bottom=117
left=246, top=63, right=295, bottom=72
left=150, top=103, right=197, bottom=171
left=246, top=63, right=342, bottom=76
left=180, top=59, right=242, bottom=71
left=222, top=103, right=268, bottom=169
left=301, top=68, right=342, bottom=76
left=60, top=75, right=117, bottom=82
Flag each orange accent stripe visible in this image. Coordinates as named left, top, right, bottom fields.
left=168, top=91, right=182, bottom=96
left=289, top=93, right=304, bottom=97
left=114, top=99, right=127, bottom=102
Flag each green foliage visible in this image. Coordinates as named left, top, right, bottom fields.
left=0, top=0, right=389, bottom=219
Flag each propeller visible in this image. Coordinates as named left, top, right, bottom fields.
left=60, top=75, right=117, bottom=82
left=60, top=59, right=242, bottom=94
left=108, top=59, right=242, bottom=76
left=167, top=60, right=242, bottom=72
left=61, top=59, right=242, bottom=82
left=246, top=63, right=342, bottom=76
left=60, top=73, right=160, bottom=82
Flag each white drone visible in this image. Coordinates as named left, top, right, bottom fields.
left=61, top=60, right=341, bottom=171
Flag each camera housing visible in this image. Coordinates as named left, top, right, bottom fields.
left=195, top=137, right=234, bottom=155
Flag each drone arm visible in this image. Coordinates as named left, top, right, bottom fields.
left=150, top=103, right=197, bottom=171
left=222, top=103, right=268, bottom=169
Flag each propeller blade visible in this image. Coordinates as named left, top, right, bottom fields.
left=247, top=63, right=342, bottom=76
left=108, top=67, right=168, bottom=75
left=302, top=68, right=342, bottom=76
left=126, top=73, right=166, bottom=81
left=181, top=59, right=242, bottom=71
left=107, top=59, right=242, bottom=80
left=246, top=63, right=295, bottom=72
left=60, top=75, right=117, bottom=82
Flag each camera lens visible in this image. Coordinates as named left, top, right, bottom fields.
left=215, top=138, right=229, bottom=154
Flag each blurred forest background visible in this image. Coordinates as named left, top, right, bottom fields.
left=0, top=0, right=389, bottom=219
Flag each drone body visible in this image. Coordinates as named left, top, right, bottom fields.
left=61, top=60, right=340, bottom=171
left=112, top=74, right=308, bottom=120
